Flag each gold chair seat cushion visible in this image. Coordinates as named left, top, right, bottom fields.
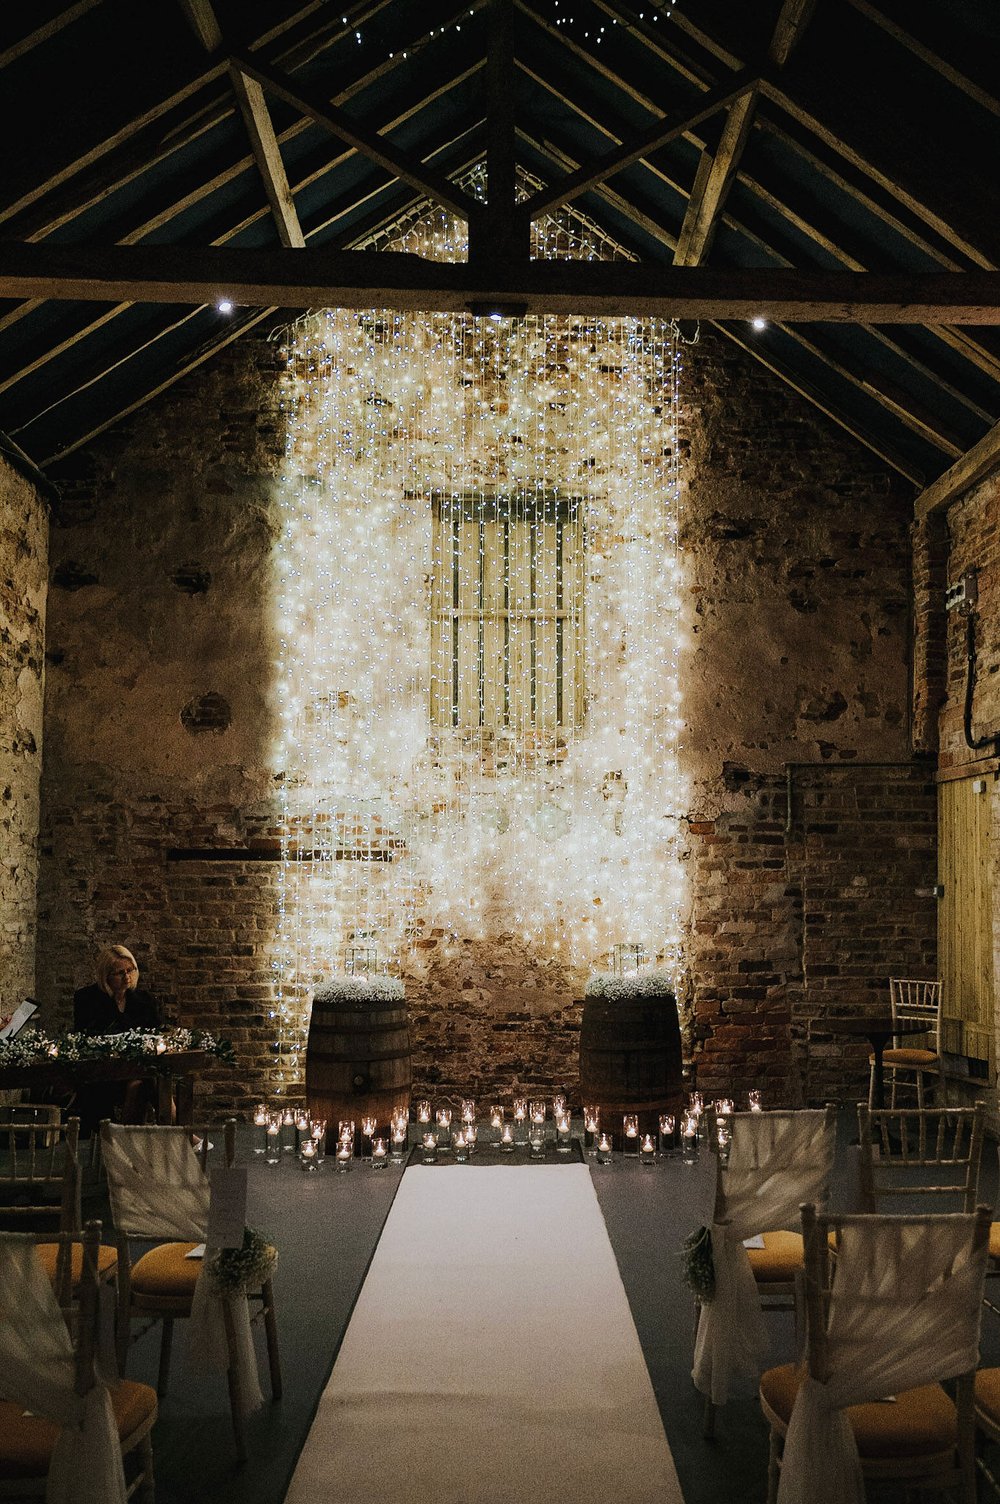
left=760, top=1364, right=956, bottom=1459
left=34, top=1240, right=118, bottom=1289
left=988, top=1224, right=1000, bottom=1261
left=0, top=1382, right=156, bottom=1479
left=130, top=1240, right=202, bottom=1310
left=872, top=1047, right=937, bottom=1068
left=747, top=1230, right=804, bottom=1283
left=976, top=1368, right=1000, bottom=1428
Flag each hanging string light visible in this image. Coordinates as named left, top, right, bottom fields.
left=270, top=176, right=685, bottom=1092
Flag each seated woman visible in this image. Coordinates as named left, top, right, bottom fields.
left=73, top=944, right=163, bottom=1133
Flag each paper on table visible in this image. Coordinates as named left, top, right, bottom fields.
left=742, top=1234, right=765, bottom=1249
left=207, top=1166, right=248, bottom=1248
left=0, top=999, right=38, bottom=1040
left=185, top=1244, right=206, bottom=1260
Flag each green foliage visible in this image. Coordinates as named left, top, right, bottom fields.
left=0, top=1027, right=237, bottom=1069
left=681, top=1225, right=716, bottom=1303
left=207, top=1226, right=278, bottom=1293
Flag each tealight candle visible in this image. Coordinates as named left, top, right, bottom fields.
left=682, top=1114, right=699, bottom=1164
left=490, top=1105, right=504, bottom=1143
left=155, top=1037, right=167, bottom=1055
left=253, top=1104, right=269, bottom=1155
left=265, top=1119, right=281, bottom=1165
left=335, top=1141, right=353, bottom=1173
left=454, top=1129, right=469, bottom=1163
left=416, top=1100, right=432, bottom=1125
left=748, top=1090, right=763, bottom=1112
left=371, top=1137, right=388, bottom=1169
left=583, top=1106, right=600, bottom=1151
left=623, top=1114, right=639, bottom=1156
left=461, top=1099, right=476, bottom=1125
left=552, top=1093, right=567, bottom=1117
left=311, top=1121, right=326, bottom=1165
left=300, top=1138, right=319, bottom=1171
left=658, top=1114, right=676, bottom=1156
left=513, top=1098, right=528, bottom=1145
left=281, top=1108, right=297, bottom=1153
left=499, top=1122, right=516, bottom=1153
left=421, top=1131, right=438, bottom=1164
left=595, top=1132, right=613, bottom=1165
left=465, top=1122, right=478, bottom=1155
left=556, top=1112, right=572, bottom=1153
left=640, top=1133, right=656, bottom=1166
left=390, top=1120, right=408, bottom=1163
left=715, top=1098, right=734, bottom=1117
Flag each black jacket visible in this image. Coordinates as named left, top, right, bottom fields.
left=72, top=983, right=162, bottom=1035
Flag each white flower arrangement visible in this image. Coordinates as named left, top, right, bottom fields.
left=312, top=975, right=405, bottom=1005
left=584, top=967, right=676, bottom=1001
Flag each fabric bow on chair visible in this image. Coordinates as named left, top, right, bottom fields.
left=692, top=1107, right=837, bottom=1426
left=101, top=1122, right=270, bottom=1460
left=761, top=1204, right=990, bottom=1504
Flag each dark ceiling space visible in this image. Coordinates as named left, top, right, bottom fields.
left=1, top=0, right=999, bottom=488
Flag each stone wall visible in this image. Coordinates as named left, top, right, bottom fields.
left=36, top=326, right=933, bottom=1113
left=0, top=455, right=47, bottom=1019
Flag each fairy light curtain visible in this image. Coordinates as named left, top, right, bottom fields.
left=271, top=192, right=685, bottom=1091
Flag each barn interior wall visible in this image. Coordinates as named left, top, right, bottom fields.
left=24, top=327, right=934, bottom=1112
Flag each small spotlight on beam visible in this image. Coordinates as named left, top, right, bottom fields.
left=751, top=316, right=767, bottom=331
left=217, top=299, right=235, bottom=315
left=467, top=300, right=529, bottom=320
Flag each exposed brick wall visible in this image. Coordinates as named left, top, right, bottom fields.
left=36, top=326, right=932, bottom=1112
left=0, top=456, right=47, bottom=1016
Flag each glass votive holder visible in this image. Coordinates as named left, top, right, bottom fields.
left=513, top=1099, right=528, bottom=1144
left=658, top=1114, right=676, bottom=1156
left=499, top=1122, right=516, bottom=1154
left=435, top=1107, right=452, bottom=1149
left=583, top=1106, right=600, bottom=1152
left=454, top=1130, right=469, bottom=1163
left=622, top=1114, right=640, bottom=1156
left=371, top=1137, right=388, bottom=1170
left=489, top=1104, right=504, bottom=1143
left=529, top=1126, right=545, bottom=1158
left=594, top=1132, right=613, bottom=1165
left=334, top=1138, right=353, bottom=1173
left=556, top=1113, right=572, bottom=1154
left=715, top=1098, right=734, bottom=1118
left=421, top=1131, right=438, bottom=1164
left=280, top=1108, right=297, bottom=1153
left=639, top=1133, right=656, bottom=1167
left=252, top=1105, right=269, bottom=1155
left=716, top=1117, right=733, bottom=1164
left=311, top=1121, right=327, bottom=1165
left=265, top=1120, right=281, bottom=1165
left=299, top=1138, right=320, bottom=1172
left=552, top=1093, right=567, bottom=1118
left=360, top=1115, right=377, bottom=1158
left=465, top=1123, right=478, bottom=1156
left=681, top=1115, right=699, bottom=1164
left=461, top=1098, right=476, bottom=1126
left=416, top=1099, right=432, bottom=1128
left=748, top=1089, right=763, bottom=1112
left=390, top=1124, right=408, bottom=1164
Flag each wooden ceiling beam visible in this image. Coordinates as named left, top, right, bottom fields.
left=0, top=1, right=102, bottom=70
left=5, top=244, right=1000, bottom=322
left=674, top=0, right=814, bottom=267
left=516, top=66, right=759, bottom=223
left=179, top=0, right=306, bottom=249
left=472, top=0, right=525, bottom=262
left=844, top=0, right=1000, bottom=120
left=915, top=417, right=1000, bottom=518
left=229, top=47, right=478, bottom=223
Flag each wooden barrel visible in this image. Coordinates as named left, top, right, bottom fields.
left=578, top=991, right=684, bottom=1147
left=305, top=990, right=412, bottom=1136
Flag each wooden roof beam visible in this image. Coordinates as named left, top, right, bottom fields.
left=180, top=0, right=306, bottom=249
left=229, top=47, right=479, bottom=223
left=471, top=0, right=525, bottom=265
left=844, top=0, right=1000, bottom=120
left=916, top=418, right=1000, bottom=518
left=674, top=0, right=815, bottom=267
left=5, top=245, right=1000, bottom=321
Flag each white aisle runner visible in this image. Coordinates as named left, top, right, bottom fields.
left=285, top=1164, right=684, bottom=1504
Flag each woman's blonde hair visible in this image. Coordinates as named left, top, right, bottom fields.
left=95, top=944, right=139, bottom=995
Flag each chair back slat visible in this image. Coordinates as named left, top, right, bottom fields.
left=0, top=1112, right=81, bottom=1227
left=858, top=1103, right=985, bottom=1213
left=889, top=976, right=942, bottom=1049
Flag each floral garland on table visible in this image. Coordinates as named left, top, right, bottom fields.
left=584, top=967, right=676, bottom=1002
left=312, top=975, right=404, bottom=1005
left=681, top=1225, right=716, bottom=1303
left=207, top=1226, right=278, bottom=1293
left=0, top=1027, right=237, bottom=1069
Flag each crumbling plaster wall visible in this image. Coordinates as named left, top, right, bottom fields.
left=36, top=328, right=933, bottom=1111
left=0, top=454, right=48, bottom=1015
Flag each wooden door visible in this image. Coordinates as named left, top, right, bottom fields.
left=938, top=776, right=994, bottom=1073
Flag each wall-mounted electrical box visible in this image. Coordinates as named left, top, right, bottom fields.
left=945, top=569, right=979, bottom=611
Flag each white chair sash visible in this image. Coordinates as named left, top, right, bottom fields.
left=777, top=1216, right=988, bottom=1504
left=692, top=1110, right=836, bottom=1406
left=0, top=1234, right=126, bottom=1504
left=102, top=1127, right=263, bottom=1416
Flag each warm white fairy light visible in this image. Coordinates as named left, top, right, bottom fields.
left=270, top=177, right=685, bottom=1089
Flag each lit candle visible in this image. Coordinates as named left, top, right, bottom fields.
left=461, top=1099, right=476, bottom=1125
left=682, top=1114, right=699, bottom=1164
left=253, top=1104, right=269, bottom=1155
left=623, top=1115, right=639, bottom=1155
left=300, top=1138, right=318, bottom=1171
left=266, top=1119, right=281, bottom=1165
left=311, top=1121, right=326, bottom=1164
left=595, top=1132, right=613, bottom=1165
left=556, top=1112, right=572, bottom=1154
left=640, top=1133, right=656, bottom=1166
left=390, top=1118, right=408, bottom=1163
left=715, top=1098, right=733, bottom=1117
left=335, top=1140, right=353, bottom=1172
left=552, top=1093, right=567, bottom=1118
left=416, top=1100, right=432, bottom=1125
left=454, top=1129, right=469, bottom=1163
left=465, top=1123, right=478, bottom=1156
left=513, top=1098, right=528, bottom=1145
left=421, top=1131, right=438, bottom=1164
left=583, top=1106, right=600, bottom=1152
left=371, top=1137, right=388, bottom=1169
left=658, top=1114, right=675, bottom=1155
left=281, top=1108, right=296, bottom=1153
left=748, top=1090, right=763, bottom=1112
left=500, top=1122, right=516, bottom=1153
left=435, top=1106, right=452, bottom=1149
left=155, top=1036, right=167, bottom=1055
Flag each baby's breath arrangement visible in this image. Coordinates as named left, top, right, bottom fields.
left=207, top=1226, right=278, bottom=1293
left=584, top=967, right=675, bottom=1003
left=313, top=976, right=404, bottom=1005
left=681, top=1225, right=716, bottom=1303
